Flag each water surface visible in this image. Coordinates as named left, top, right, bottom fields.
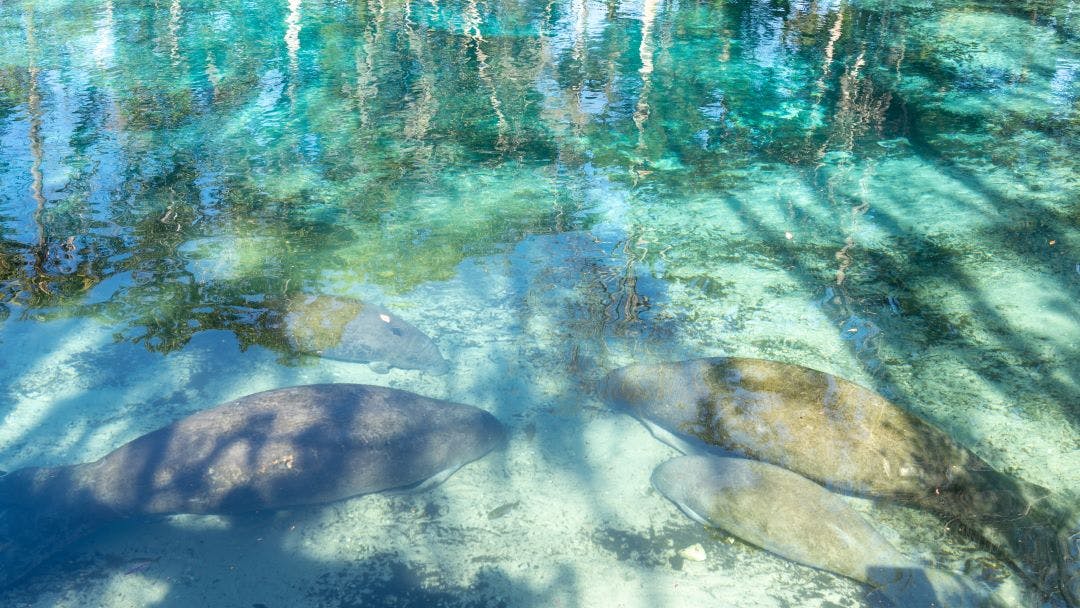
left=0, top=0, right=1077, bottom=605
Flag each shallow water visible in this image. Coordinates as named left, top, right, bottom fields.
left=0, top=0, right=1077, bottom=605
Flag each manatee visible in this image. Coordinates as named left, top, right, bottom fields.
left=604, top=357, right=1079, bottom=604
left=284, top=295, right=449, bottom=374
left=652, top=455, right=992, bottom=608
left=0, top=384, right=503, bottom=587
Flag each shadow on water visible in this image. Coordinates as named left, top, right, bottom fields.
left=885, top=117, right=1080, bottom=426
left=6, top=514, right=567, bottom=608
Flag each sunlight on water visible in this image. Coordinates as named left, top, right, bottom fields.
left=0, top=0, right=1077, bottom=605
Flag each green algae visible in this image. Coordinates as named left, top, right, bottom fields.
left=284, top=295, right=365, bottom=354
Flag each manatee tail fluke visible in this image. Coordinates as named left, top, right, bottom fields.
left=0, top=467, right=110, bottom=588
left=0, top=504, right=109, bottom=589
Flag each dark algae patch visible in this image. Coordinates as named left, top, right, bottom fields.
left=306, top=554, right=512, bottom=608
left=486, top=501, right=521, bottom=520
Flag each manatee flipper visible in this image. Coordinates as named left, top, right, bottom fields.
left=637, top=417, right=710, bottom=457
left=390, top=462, right=466, bottom=495
left=369, top=361, right=391, bottom=375
left=651, top=455, right=992, bottom=608
left=663, top=495, right=713, bottom=528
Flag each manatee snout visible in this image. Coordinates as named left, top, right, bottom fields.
left=463, top=406, right=508, bottom=459
left=404, top=339, right=450, bottom=375
left=649, top=455, right=724, bottom=527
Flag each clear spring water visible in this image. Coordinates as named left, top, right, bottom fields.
left=0, top=0, right=1077, bottom=605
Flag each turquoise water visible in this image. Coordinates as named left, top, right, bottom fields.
left=0, top=0, right=1077, bottom=605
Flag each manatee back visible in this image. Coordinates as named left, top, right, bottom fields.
left=67, top=384, right=502, bottom=515
left=608, top=357, right=976, bottom=498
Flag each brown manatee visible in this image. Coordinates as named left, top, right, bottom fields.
left=603, top=357, right=1079, bottom=605
left=284, top=295, right=449, bottom=374
left=652, top=455, right=994, bottom=607
left=0, top=384, right=503, bottom=587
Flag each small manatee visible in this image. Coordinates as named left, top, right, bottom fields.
left=0, top=384, right=503, bottom=587
left=284, top=295, right=449, bottom=374
left=652, top=455, right=993, bottom=608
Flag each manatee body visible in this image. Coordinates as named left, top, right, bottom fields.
left=652, top=455, right=990, bottom=608
left=0, top=384, right=503, bottom=587
left=284, top=295, right=449, bottom=374
left=604, top=357, right=1078, bottom=603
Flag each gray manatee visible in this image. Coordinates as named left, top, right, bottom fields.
left=652, top=455, right=993, bottom=607
left=0, top=384, right=503, bottom=587
left=604, top=357, right=1079, bottom=605
left=284, top=295, right=449, bottom=374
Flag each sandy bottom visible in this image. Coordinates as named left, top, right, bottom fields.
left=1, top=220, right=1076, bottom=608
left=1, top=154, right=1078, bottom=608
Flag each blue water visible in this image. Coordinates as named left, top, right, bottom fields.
left=0, top=0, right=1077, bottom=605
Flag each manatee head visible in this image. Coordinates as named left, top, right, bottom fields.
left=285, top=295, right=449, bottom=374
left=340, top=304, right=450, bottom=374
left=649, top=455, right=724, bottom=528
left=601, top=360, right=719, bottom=452
left=427, top=397, right=508, bottom=470
left=602, top=359, right=714, bottom=414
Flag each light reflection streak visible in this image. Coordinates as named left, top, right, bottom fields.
left=92, top=0, right=116, bottom=70
left=633, top=0, right=660, bottom=148
left=285, top=0, right=302, bottom=75
left=353, top=0, right=385, bottom=128
left=286, top=0, right=303, bottom=103
left=403, top=0, right=438, bottom=157
left=463, top=0, right=509, bottom=149
left=25, top=9, right=48, bottom=294
left=168, top=0, right=183, bottom=67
